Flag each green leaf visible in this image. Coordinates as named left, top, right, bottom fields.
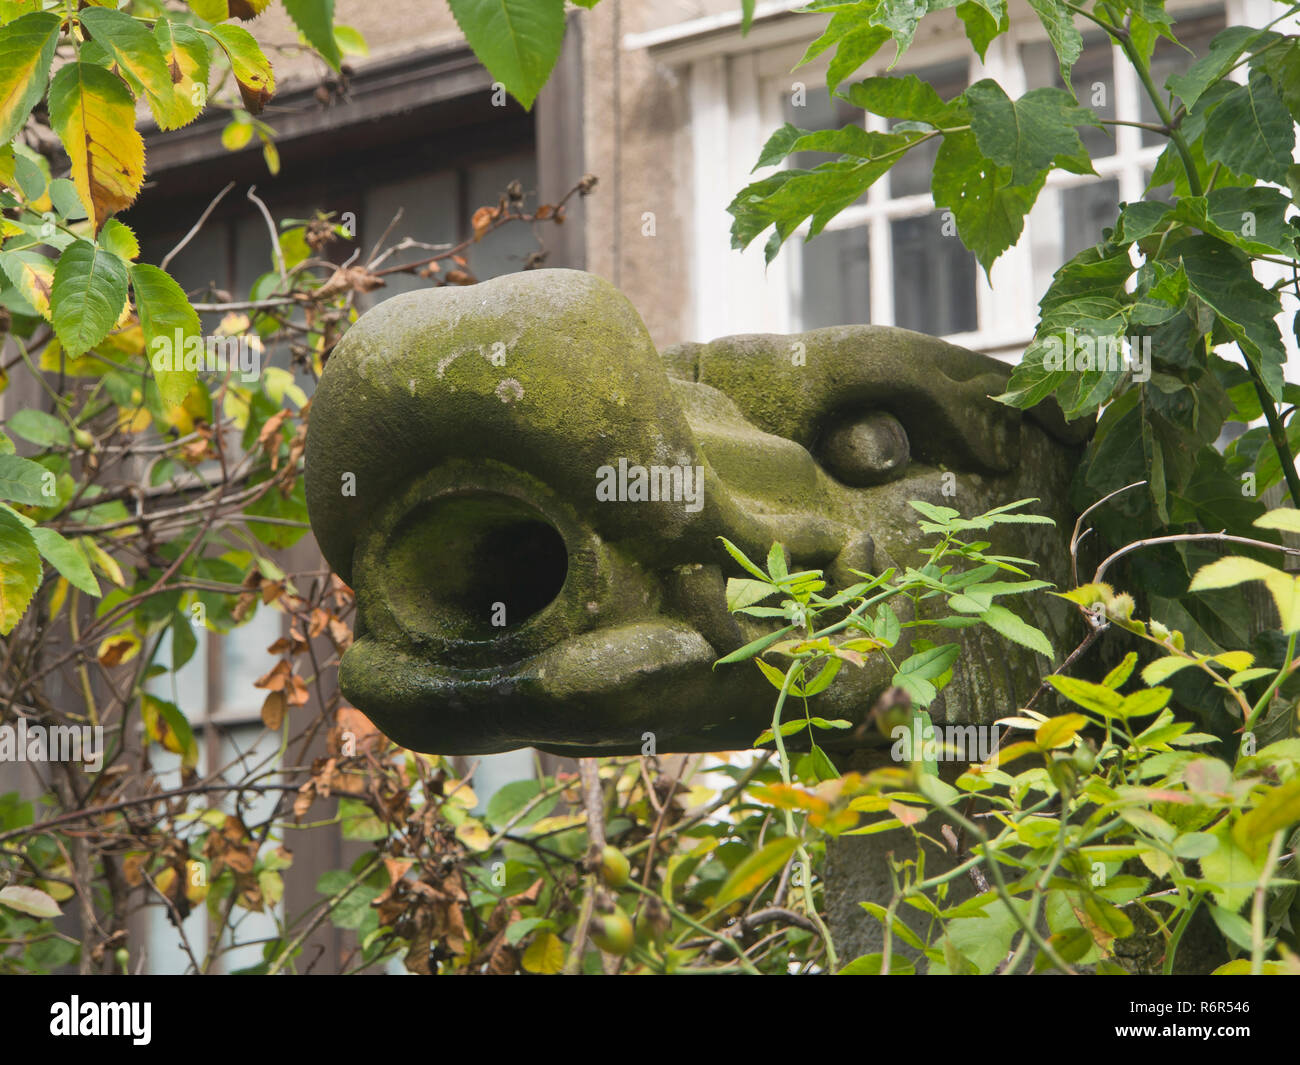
left=965, top=81, right=1096, bottom=184
left=730, top=129, right=917, bottom=255
left=0, top=884, right=60, bottom=919
left=800, top=6, right=892, bottom=96
left=717, top=536, right=768, bottom=580
left=1190, top=555, right=1300, bottom=633
left=484, top=778, right=554, bottom=830
left=1199, top=822, right=1262, bottom=912
left=1207, top=902, right=1255, bottom=952
left=867, top=0, right=928, bottom=54
left=1203, top=72, right=1294, bottom=185
left=766, top=541, right=788, bottom=581
left=713, top=624, right=795, bottom=667
left=131, top=263, right=201, bottom=407
left=98, top=218, right=140, bottom=262
left=846, top=74, right=962, bottom=125
left=955, top=0, right=1008, bottom=62
left=978, top=603, right=1053, bottom=656
left=0, top=453, right=51, bottom=504
left=205, top=23, right=275, bottom=114
left=838, top=952, right=915, bottom=975
left=1102, top=651, right=1137, bottom=689
left=714, top=835, right=799, bottom=909
left=29, top=526, right=99, bottom=596
left=1141, top=655, right=1194, bottom=685
left=893, top=644, right=959, bottom=706
left=996, top=244, right=1136, bottom=410
left=897, top=643, right=961, bottom=681
left=0, top=11, right=60, bottom=145
left=49, top=240, right=129, bottom=358
left=447, top=0, right=565, bottom=111
left=1047, top=674, right=1125, bottom=717
left=874, top=601, right=901, bottom=646
left=282, top=0, right=342, bottom=70
left=79, top=6, right=181, bottom=129
left=726, top=577, right=778, bottom=611
left=801, top=657, right=842, bottom=697
left=932, top=128, right=1044, bottom=274
left=1025, top=0, right=1082, bottom=86
left=1179, top=236, right=1286, bottom=400
left=1167, top=25, right=1271, bottom=111
left=1172, top=187, right=1298, bottom=259
left=0, top=507, right=41, bottom=635
left=807, top=742, right=840, bottom=782
left=1116, top=686, right=1171, bottom=719
left=8, top=410, right=72, bottom=449
left=754, top=717, right=813, bottom=746
left=1254, top=36, right=1300, bottom=123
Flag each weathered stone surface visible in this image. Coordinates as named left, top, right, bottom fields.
left=305, top=268, right=1088, bottom=757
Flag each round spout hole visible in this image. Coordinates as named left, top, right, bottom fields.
left=385, top=492, right=568, bottom=640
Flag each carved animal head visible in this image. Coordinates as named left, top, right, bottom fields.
left=304, top=269, right=1086, bottom=756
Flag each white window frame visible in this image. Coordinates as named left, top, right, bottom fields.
left=646, top=0, right=1253, bottom=361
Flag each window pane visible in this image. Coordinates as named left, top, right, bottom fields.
left=890, top=61, right=970, bottom=197
left=361, top=170, right=460, bottom=305
left=1023, top=33, right=1117, bottom=159
left=465, top=155, right=540, bottom=279
left=1141, top=9, right=1226, bottom=145
left=1062, top=178, right=1120, bottom=259
left=799, top=225, right=870, bottom=328
left=891, top=212, right=977, bottom=335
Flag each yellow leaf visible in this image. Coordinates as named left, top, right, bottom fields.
left=521, top=930, right=565, bottom=974
left=1255, top=508, right=1300, bottom=534
left=96, top=630, right=140, bottom=667
left=0, top=250, right=53, bottom=318
left=83, top=539, right=126, bottom=586
left=48, top=576, right=68, bottom=619
left=48, top=62, right=145, bottom=232
left=444, top=780, right=478, bottom=809
left=1190, top=556, right=1300, bottom=634
left=454, top=819, right=492, bottom=852
left=206, top=24, right=275, bottom=114
left=0, top=12, right=60, bottom=145
left=1035, top=713, right=1088, bottom=750
left=152, top=19, right=210, bottom=130
left=186, top=867, right=210, bottom=904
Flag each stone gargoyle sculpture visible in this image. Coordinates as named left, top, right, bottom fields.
left=304, top=269, right=1088, bottom=757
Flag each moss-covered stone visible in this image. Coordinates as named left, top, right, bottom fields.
left=305, top=269, right=1088, bottom=756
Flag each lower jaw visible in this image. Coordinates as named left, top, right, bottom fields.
left=340, top=623, right=899, bottom=755
left=339, top=621, right=718, bottom=755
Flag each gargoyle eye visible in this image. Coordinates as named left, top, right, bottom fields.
left=817, top=410, right=910, bottom=487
